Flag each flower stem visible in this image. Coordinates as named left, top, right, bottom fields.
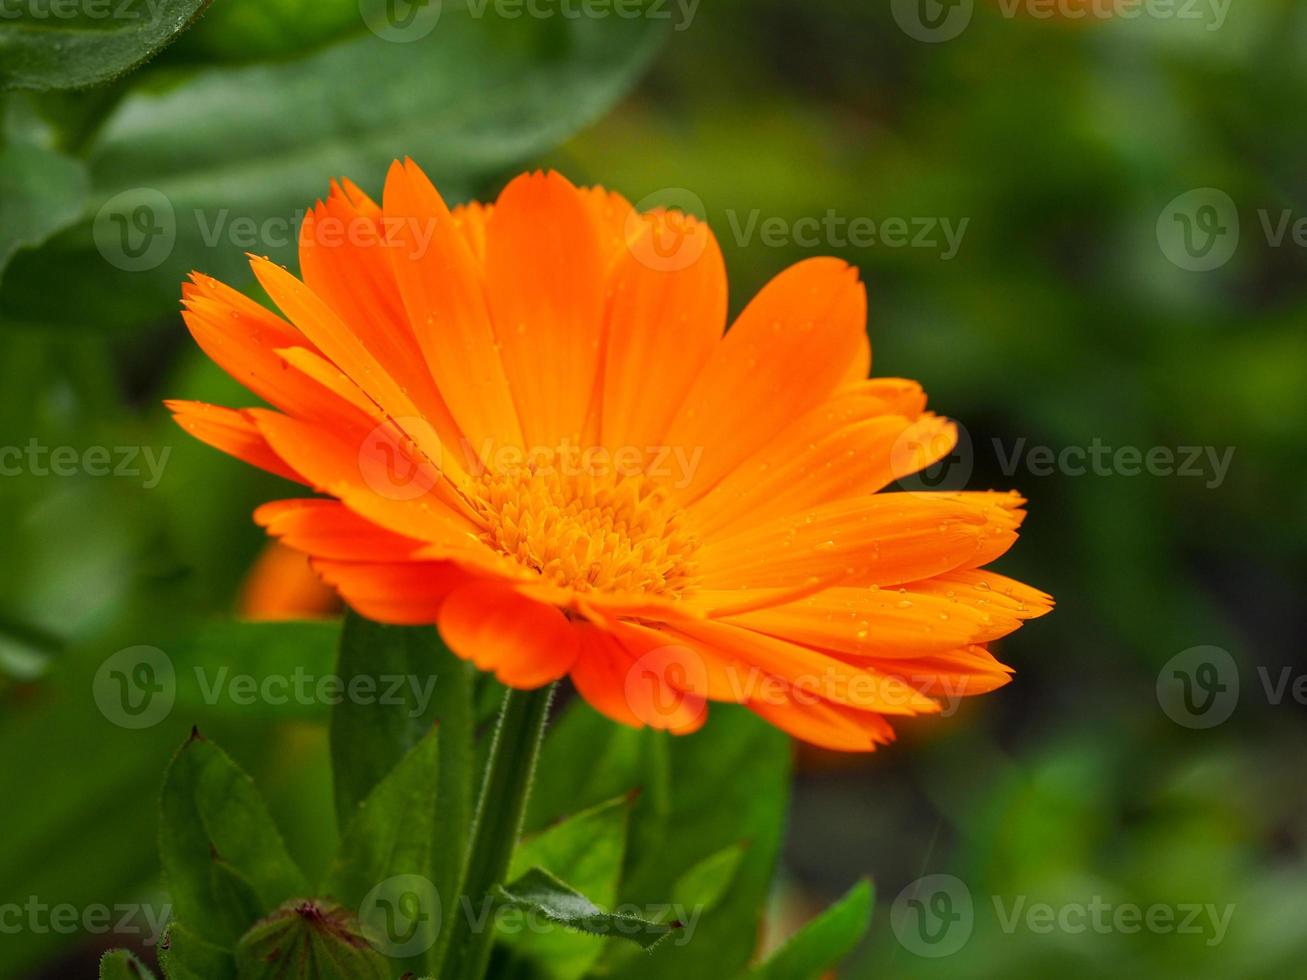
left=440, top=682, right=556, bottom=980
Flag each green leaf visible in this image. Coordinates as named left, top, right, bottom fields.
left=0, top=141, right=88, bottom=282
left=170, top=0, right=361, bottom=62
left=323, top=724, right=440, bottom=907
left=0, top=7, right=666, bottom=330
left=158, top=922, right=236, bottom=980
left=742, top=880, right=873, bottom=980
left=159, top=730, right=310, bottom=946
left=672, top=842, right=748, bottom=915
left=0, top=0, right=212, bottom=91
left=99, top=949, right=157, bottom=979
left=602, top=707, right=791, bottom=979
left=330, top=612, right=472, bottom=973
left=235, top=899, right=391, bottom=980
left=501, top=797, right=632, bottom=979
left=495, top=867, right=678, bottom=952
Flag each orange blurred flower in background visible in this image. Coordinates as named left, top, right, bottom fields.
left=169, top=161, right=1050, bottom=751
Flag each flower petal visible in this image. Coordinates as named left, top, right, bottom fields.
left=439, top=583, right=579, bottom=688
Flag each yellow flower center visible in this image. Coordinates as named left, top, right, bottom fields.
left=467, top=457, right=699, bottom=597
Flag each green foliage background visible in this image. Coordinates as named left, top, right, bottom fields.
left=2, top=0, right=1305, bottom=977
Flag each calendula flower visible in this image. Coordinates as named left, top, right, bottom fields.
left=168, top=161, right=1050, bottom=750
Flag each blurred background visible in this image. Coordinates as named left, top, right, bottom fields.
left=3, top=0, right=1306, bottom=976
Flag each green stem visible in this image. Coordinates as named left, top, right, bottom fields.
left=439, top=682, right=556, bottom=980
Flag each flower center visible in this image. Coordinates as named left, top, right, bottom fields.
left=467, top=457, right=699, bottom=597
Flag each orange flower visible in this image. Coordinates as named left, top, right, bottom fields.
left=168, top=161, right=1050, bottom=751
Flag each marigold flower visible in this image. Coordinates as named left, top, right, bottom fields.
left=168, top=161, right=1050, bottom=750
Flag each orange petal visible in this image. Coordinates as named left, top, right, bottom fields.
left=166, top=400, right=303, bottom=484
left=484, top=171, right=604, bottom=447
left=439, top=583, right=579, bottom=688
left=723, top=568, right=1050, bottom=660
left=313, top=559, right=468, bottom=625
left=382, top=159, right=524, bottom=458
left=658, top=619, right=940, bottom=715
left=254, top=498, right=427, bottom=561
left=748, top=696, right=894, bottom=752
left=698, top=491, right=1027, bottom=591
left=665, top=257, right=868, bottom=502
left=600, top=210, right=727, bottom=451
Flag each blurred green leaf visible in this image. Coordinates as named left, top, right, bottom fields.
left=235, top=899, right=390, bottom=980
left=502, top=796, right=631, bottom=979
left=323, top=723, right=440, bottom=907
left=0, top=0, right=212, bottom=91
left=158, top=921, right=236, bottom=980
left=495, top=866, right=677, bottom=952
left=171, top=0, right=360, bottom=62
left=159, top=731, right=309, bottom=946
left=99, top=949, right=157, bottom=980
left=742, top=879, right=872, bottom=980
left=0, top=7, right=666, bottom=330
left=172, top=618, right=340, bottom=720
left=672, top=841, right=747, bottom=914
left=0, top=140, right=87, bottom=281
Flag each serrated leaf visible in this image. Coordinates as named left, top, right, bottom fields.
left=330, top=612, right=472, bottom=974
left=159, top=731, right=309, bottom=946
left=0, top=7, right=666, bottom=330
left=323, top=724, right=440, bottom=907
left=602, top=707, right=791, bottom=979
left=158, top=921, right=236, bottom=980
left=99, top=949, right=157, bottom=980
left=495, top=867, right=678, bottom=952
left=500, top=797, right=631, bottom=979
left=0, top=0, right=212, bottom=91
left=742, top=880, right=873, bottom=980
left=0, top=141, right=88, bottom=281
